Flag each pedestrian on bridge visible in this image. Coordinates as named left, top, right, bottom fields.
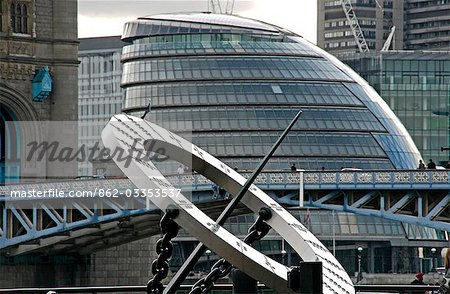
left=418, top=160, right=426, bottom=170
left=291, top=163, right=297, bottom=172
left=428, top=159, right=437, bottom=169
left=410, top=272, right=426, bottom=294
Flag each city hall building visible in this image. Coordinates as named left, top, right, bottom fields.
left=120, top=12, right=421, bottom=171
left=112, top=12, right=445, bottom=277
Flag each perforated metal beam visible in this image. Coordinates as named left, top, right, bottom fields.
left=102, top=114, right=355, bottom=294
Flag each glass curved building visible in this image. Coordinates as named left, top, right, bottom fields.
left=121, top=12, right=422, bottom=170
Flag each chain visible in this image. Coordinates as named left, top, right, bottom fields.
left=147, top=206, right=180, bottom=294
left=189, top=207, right=272, bottom=294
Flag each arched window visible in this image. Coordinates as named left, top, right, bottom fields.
left=10, top=2, right=28, bottom=34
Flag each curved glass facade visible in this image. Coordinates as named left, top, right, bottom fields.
left=121, top=12, right=422, bottom=170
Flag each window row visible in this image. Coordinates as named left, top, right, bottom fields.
left=290, top=211, right=404, bottom=236
left=326, top=40, right=373, bottom=49
left=196, top=142, right=385, bottom=158
left=383, top=59, right=450, bottom=73
left=119, top=147, right=395, bottom=172
left=122, top=40, right=318, bottom=60
left=325, top=19, right=376, bottom=28
left=155, top=118, right=385, bottom=134
left=406, top=0, right=449, bottom=8
left=121, top=57, right=353, bottom=84
left=150, top=107, right=385, bottom=132
left=190, top=132, right=384, bottom=147
left=79, top=53, right=123, bottom=75
left=79, top=103, right=123, bottom=117
left=124, top=82, right=364, bottom=109
left=125, top=20, right=280, bottom=42
left=79, top=125, right=111, bottom=138
left=182, top=133, right=388, bottom=157
left=133, top=33, right=284, bottom=46
left=218, top=156, right=394, bottom=171
left=324, top=31, right=353, bottom=39
left=373, top=134, right=421, bottom=169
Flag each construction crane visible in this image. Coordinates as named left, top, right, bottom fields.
left=341, top=0, right=370, bottom=53
left=208, top=0, right=235, bottom=14
left=381, top=25, right=396, bottom=51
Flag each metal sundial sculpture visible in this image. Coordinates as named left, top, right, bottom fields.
left=102, top=114, right=355, bottom=294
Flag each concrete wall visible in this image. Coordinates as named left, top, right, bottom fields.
left=0, top=236, right=162, bottom=288
left=86, top=236, right=160, bottom=286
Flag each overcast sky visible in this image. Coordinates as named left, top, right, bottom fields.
left=78, top=0, right=318, bottom=44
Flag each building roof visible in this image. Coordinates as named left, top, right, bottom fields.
left=381, top=50, right=450, bottom=60
left=139, top=12, right=280, bottom=33
left=122, top=12, right=292, bottom=41
left=79, top=35, right=128, bottom=52
left=340, top=50, right=450, bottom=61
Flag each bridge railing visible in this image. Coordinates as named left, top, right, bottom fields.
left=165, top=169, right=450, bottom=190
left=1, top=170, right=449, bottom=198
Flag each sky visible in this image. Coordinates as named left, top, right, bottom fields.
left=78, top=0, right=318, bottom=44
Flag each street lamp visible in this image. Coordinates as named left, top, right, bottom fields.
left=431, top=248, right=437, bottom=272
left=357, top=247, right=363, bottom=283
left=205, top=249, right=211, bottom=270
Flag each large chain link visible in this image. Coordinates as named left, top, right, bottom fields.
left=189, top=207, right=272, bottom=294
left=147, top=206, right=179, bottom=294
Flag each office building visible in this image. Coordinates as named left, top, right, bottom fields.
left=404, top=0, right=450, bottom=50
left=343, top=51, right=450, bottom=165
left=317, top=0, right=404, bottom=56
left=78, top=36, right=127, bottom=176
left=317, top=0, right=450, bottom=56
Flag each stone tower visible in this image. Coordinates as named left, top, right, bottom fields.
left=0, top=0, right=79, bottom=182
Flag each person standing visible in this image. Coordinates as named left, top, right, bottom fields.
left=177, top=164, right=185, bottom=175
left=410, top=272, right=426, bottom=294
left=427, top=159, right=436, bottom=169
left=291, top=163, right=297, bottom=172
left=418, top=160, right=426, bottom=170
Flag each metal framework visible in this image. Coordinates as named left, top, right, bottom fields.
left=102, top=114, right=354, bottom=294
left=381, top=26, right=396, bottom=51
left=208, top=0, right=235, bottom=14
left=1, top=170, right=450, bottom=255
left=341, top=0, right=370, bottom=53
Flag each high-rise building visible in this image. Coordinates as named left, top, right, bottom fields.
left=317, top=0, right=404, bottom=56
left=78, top=36, right=127, bottom=176
left=343, top=51, right=450, bottom=165
left=317, top=0, right=450, bottom=56
left=0, top=0, right=79, bottom=183
left=404, top=0, right=450, bottom=50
